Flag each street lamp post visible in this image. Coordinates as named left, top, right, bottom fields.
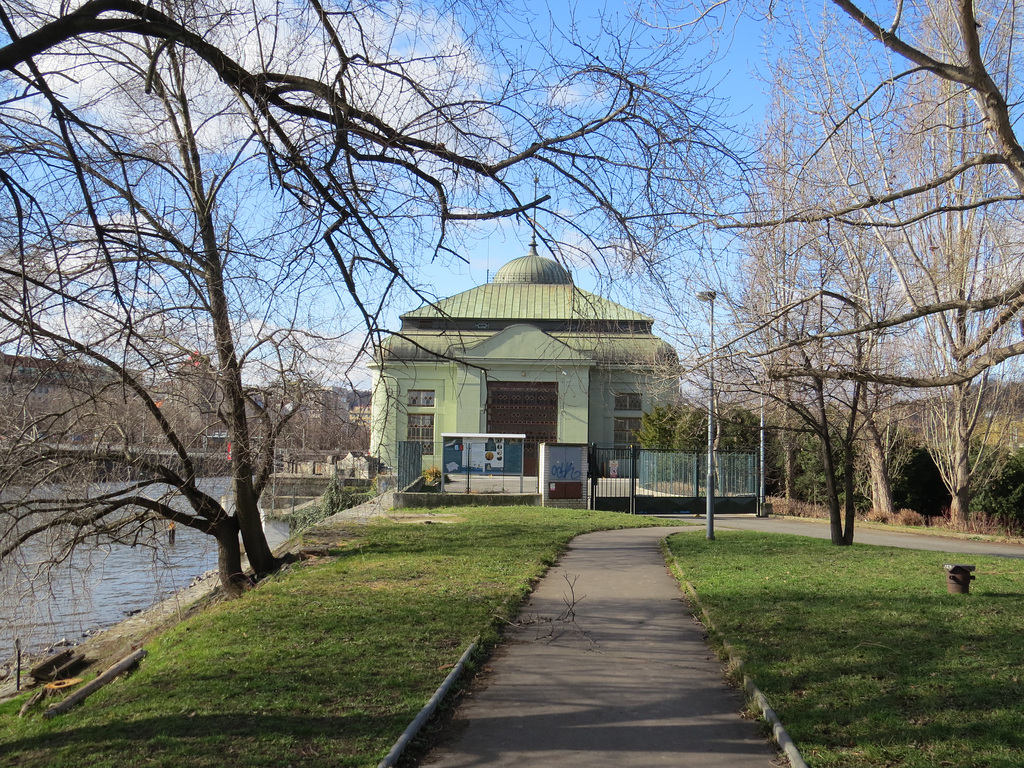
left=697, top=291, right=717, bottom=540
left=760, top=397, right=766, bottom=514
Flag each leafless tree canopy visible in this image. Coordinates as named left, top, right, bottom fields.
left=717, top=0, right=1024, bottom=388
left=0, top=0, right=736, bottom=590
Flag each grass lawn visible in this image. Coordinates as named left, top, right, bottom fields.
left=666, top=530, right=1024, bottom=768
left=0, top=507, right=668, bottom=768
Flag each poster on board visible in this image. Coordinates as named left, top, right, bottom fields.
left=442, top=434, right=525, bottom=474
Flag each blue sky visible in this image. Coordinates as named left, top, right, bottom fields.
left=407, top=1, right=770, bottom=308
left=0, top=0, right=772, bottom=386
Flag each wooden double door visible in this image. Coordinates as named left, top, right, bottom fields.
left=486, top=381, right=558, bottom=475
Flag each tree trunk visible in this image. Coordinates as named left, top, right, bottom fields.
left=812, top=379, right=847, bottom=544
left=820, top=430, right=844, bottom=544
left=944, top=381, right=974, bottom=525
left=235, top=475, right=279, bottom=576
left=205, top=259, right=278, bottom=577
left=215, top=516, right=248, bottom=595
left=864, top=418, right=896, bottom=517
left=784, top=434, right=797, bottom=501
left=841, top=378, right=862, bottom=546
left=949, top=431, right=972, bottom=524
left=842, top=441, right=857, bottom=546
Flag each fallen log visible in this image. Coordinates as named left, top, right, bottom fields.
left=18, top=687, right=49, bottom=717
left=42, top=649, right=147, bottom=719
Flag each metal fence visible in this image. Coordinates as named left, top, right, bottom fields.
left=590, top=445, right=759, bottom=514
left=396, top=439, right=539, bottom=494
left=636, top=450, right=757, bottom=497
left=397, top=441, right=422, bottom=490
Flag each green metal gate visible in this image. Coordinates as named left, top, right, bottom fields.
left=589, top=445, right=758, bottom=514
left=397, top=441, right=423, bottom=491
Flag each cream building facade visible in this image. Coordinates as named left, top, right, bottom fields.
left=369, top=245, right=677, bottom=474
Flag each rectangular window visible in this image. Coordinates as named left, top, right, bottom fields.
left=613, top=417, right=642, bottom=445
left=614, top=392, right=641, bottom=411
left=407, top=389, right=435, bottom=407
left=407, top=413, right=435, bottom=455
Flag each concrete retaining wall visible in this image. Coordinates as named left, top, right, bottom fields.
left=394, top=492, right=541, bottom=508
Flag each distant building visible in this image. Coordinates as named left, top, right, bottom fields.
left=1, top=352, right=120, bottom=442
left=369, top=243, right=677, bottom=473
left=1, top=352, right=115, bottom=406
left=348, top=402, right=371, bottom=429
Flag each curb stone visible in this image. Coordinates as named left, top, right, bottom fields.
left=664, top=545, right=809, bottom=768
left=377, top=639, right=478, bottom=768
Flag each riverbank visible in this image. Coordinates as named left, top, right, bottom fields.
left=0, top=491, right=397, bottom=699
left=1, top=505, right=666, bottom=767
left=0, top=478, right=244, bottom=664
left=0, top=568, right=222, bottom=701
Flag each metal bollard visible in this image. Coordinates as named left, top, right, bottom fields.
left=944, top=564, right=976, bottom=594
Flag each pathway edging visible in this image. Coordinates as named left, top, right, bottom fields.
left=377, top=639, right=478, bottom=768
left=665, top=544, right=809, bottom=768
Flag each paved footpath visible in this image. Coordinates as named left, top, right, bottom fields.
left=422, top=527, right=779, bottom=767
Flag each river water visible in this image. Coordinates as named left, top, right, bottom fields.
left=0, top=478, right=289, bottom=664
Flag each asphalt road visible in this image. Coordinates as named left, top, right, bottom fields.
left=659, top=513, right=1024, bottom=560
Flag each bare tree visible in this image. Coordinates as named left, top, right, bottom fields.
left=726, top=98, right=899, bottom=543
left=728, top=6, right=1024, bottom=523
left=0, top=17, right=349, bottom=593
left=734, top=244, right=869, bottom=543
left=719, top=0, right=1024, bottom=385
left=0, top=1, right=735, bottom=588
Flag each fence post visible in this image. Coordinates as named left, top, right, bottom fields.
left=588, top=444, right=596, bottom=509
left=629, top=444, right=638, bottom=515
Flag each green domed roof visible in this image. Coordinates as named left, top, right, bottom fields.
left=400, top=241, right=653, bottom=326
left=388, top=240, right=674, bottom=364
left=492, top=243, right=572, bottom=285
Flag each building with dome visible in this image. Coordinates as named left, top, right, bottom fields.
left=369, top=242, right=677, bottom=474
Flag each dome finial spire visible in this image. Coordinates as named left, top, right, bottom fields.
left=491, top=175, right=571, bottom=285
left=529, top=174, right=539, bottom=256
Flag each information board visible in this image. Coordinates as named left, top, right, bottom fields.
left=441, top=433, right=525, bottom=475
